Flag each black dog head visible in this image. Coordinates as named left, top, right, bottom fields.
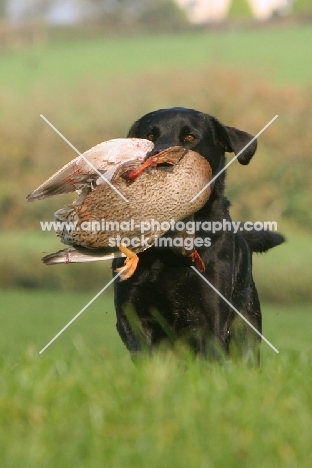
left=127, top=107, right=257, bottom=175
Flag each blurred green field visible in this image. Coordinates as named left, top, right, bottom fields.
left=1, top=289, right=312, bottom=467
left=0, top=227, right=311, bottom=303
left=0, top=289, right=311, bottom=359
left=1, top=24, right=312, bottom=97
left=1, top=24, right=312, bottom=238
left=0, top=24, right=310, bottom=306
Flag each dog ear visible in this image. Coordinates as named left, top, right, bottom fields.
left=127, top=119, right=141, bottom=137
left=211, top=117, right=257, bottom=165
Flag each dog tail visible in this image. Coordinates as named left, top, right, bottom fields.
left=241, top=230, right=285, bottom=253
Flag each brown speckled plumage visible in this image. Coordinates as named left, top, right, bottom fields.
left=58, top=149, right=212, bottom=250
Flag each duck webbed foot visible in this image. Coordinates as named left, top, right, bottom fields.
left=189, top=249, right=205, bottom=272
left=170, top=215, right=206, bottom=272
left=115, top=243, right=139, bottom=280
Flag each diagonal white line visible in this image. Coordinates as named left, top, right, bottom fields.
left=40, top=114, right=129, bottom=203
left=190, top=115, right=278, bottom=203
left=39, top=269, right=126, bottom=354
left=190, top=266, right=279, bottom=353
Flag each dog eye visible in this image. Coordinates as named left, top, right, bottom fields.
left=146, top=133, right=155, bottom=142
left=184, top=134, right=196, bottom=142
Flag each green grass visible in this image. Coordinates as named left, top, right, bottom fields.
left=1, top=24, right=312, bottom=98
left=1, top=290, right=312, bottom=467
left=1, top=348, right=312, bottom=468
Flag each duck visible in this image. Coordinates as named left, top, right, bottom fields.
left=27, top=138, right=213, bottom=279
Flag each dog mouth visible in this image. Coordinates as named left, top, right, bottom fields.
left=144, top=146, right=188, bottom=161
left=122, top=146, right=189, bottom=182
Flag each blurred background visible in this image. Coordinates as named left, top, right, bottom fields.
left=1, top=6, right=312, bottom=464
left=0, top=0, right=311, bottom=317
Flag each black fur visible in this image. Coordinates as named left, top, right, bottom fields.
left=113, top=107, right=284, bottom=364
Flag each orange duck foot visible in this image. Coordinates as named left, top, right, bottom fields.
left=190, top=250, right=205, bottom=272
left=115, top=243, right=139, bottom=280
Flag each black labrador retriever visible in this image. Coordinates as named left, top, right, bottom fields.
left=113, top=107, right=284, bottom=364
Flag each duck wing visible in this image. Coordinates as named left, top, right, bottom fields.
left=26, top=138, right=154, bottom=202
left=42, top=246, right=125, bottom=265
